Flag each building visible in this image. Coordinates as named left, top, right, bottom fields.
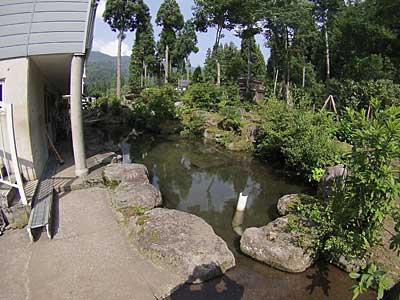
left=0, top=0, right=97, bottom=181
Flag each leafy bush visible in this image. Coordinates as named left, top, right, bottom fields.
left=295, top=99, right=400, bottom=260
left=256, top=99, right=341, bottom=180
left=350, top=264, right=393, bottom=300
left=182, top=83, right=240, bottom=111
left=181, top=114, right=205, bottom=138
left=131, top=85, right=177, bottom=131
left=326, top=79, right=400, bottom=113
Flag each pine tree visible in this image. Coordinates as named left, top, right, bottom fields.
left=129, top=0, right=156, bottom=93
left=240, top=37, right=266, bottom=81
left=103, top=0, right=138, bottom=99
left=175, top=20, right=199, bottom=80
left=156, top=0, right=184, bottom=83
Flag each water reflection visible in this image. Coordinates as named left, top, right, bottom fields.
left=128, top=136, right=374, bottom=300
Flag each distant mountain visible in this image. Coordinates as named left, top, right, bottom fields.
left=85, top=51, right=130, bottom=93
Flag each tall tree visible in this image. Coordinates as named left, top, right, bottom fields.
left=156, top=0, right=184, bottom=84
left=262, top=0, right=313, bottom=102
left=193, top=0, right=239, bottom=85
left=129, top=0, right=156, bottom=93
left=311, top=0, right=344, bottom=81
left=240, top=37, right=266, bottom=82
left=175, top=20, right=199, bottom=80
left=103, top=0, right=138, bottom=99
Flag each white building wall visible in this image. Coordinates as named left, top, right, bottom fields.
left=0, top=57, right=51, bottom=180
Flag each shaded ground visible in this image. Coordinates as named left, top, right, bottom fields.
left=0, top=188, right=181, bottom=300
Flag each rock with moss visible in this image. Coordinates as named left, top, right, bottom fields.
left=318, top=164, right=348, bottom=199
left=112, top=182, right=162, bottom=218
left=240, top=216, right=318, bottom=273
left=277, top=194, right=301, bottom=216
left=129, top=208, right=235, bottom=283
left=331, top=255, right=367, bottom=273
left=103, top=163, right=149, bottom=186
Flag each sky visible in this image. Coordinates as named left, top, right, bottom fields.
left=92, top=0, right=270, bottom=67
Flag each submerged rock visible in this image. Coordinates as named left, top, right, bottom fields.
left=112, top=182, right=162, bottom=217
left=129, top=208, right=235, bottom=283
left=277, top=194, right=300, bottom=216
left=103, top=163, right=149, bottom=186
left=240, top=216, right=317, bottom=273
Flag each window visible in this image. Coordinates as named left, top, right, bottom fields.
left=0, top=80, right=4, bottom=102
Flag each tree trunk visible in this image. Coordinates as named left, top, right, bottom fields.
left=246, top=37, right=252, bottom=96
left=165, top=45, right=169, bottom=84
left=214, top=26, right=222, bottom=86
left=302, top=64, right=306, bottom=88
left=144, top=63, right=148, bottom=87
left=216, top=60, right=221, bottom=86
left=186, top=57, right=190, bottom=81
left=117, top=31, right=123, bottom=99
left=141, top=61, right=144, bottom=88
left=324, top=21, right=331, bottom=81
left=285, top=27, right=291, bottom=105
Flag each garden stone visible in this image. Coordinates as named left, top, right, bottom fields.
left=277, top=194, right=300, bottom=216
left=129, top=208, right=235, bottom=283
left=318, top=164, right=348, bottom=199
left=240, top=216, right=317, bottom=273
left=112, top=182, right=162, bottom=216
left=331, top=255, right=367, bottom=273
left=103, top=163, right=149, bottom=185
left=2, top=204, right=30, bottom=229
left=245, top=125, right=263, bottom=144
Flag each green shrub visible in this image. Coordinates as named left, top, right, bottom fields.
left=131, top=85, right=177, bottom=131
left=326, top=79, right=400, bottom=113
left=181, top=114, right=205, bottom=138
left=256, top=99, right=341, bottom=180
left=183, top=83, right=240, bottom=111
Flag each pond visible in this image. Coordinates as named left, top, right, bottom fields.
left=126, top=135, right=373, bottom=300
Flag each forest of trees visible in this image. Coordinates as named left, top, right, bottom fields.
left=97, top=0, right=400, bottom=108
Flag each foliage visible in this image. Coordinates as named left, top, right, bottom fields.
left=240, top=36, right=267, bottom=82
left=181, top=114, right=205, bottom=138
left=294, top=99, right=400, bottom=261
left=326, top=79, right=400, bottom=113
left=256, top=99, right=341, bottom=180
left=182, top=83, right=240, bottom=111
left=174, top=20, right=199, bottom=72
left=156, top=0, right=184, bottom=62
left=129, top=0, right=157, bottom=93
left=103, top=0, right=138, bottom=33
left=192, top=66, right=203, bottom=83
left=131, top=85, right=177, bottom=130
left=350, top=264, right=393, bottom=300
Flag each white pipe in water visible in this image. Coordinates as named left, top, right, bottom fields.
left=236, top=192, right=248, bottom=212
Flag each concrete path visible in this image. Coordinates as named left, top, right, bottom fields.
left=0, top=188, right=181, bottom=300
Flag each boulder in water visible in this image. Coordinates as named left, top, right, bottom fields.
left=240, top=216, right=318, bottom=273
left=129, top=208, right=235, bottom=283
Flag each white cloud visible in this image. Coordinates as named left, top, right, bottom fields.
left=96, top=0, right=106, bottom=19
left=93, top=39, right=132, bottom=57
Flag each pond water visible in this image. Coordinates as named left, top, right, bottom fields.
left=126, top=135, right=374, bottom=300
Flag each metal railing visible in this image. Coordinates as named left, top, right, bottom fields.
left=0, top=103, right=27, bottom=205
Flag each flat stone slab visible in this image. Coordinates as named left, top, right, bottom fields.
left=129, top=208, right=236, bottom=283
left=240, top=216, right=317, bottom=273
left=103, top=163, right=149, bottom=185
left=112, top=182, right=162, bottom=217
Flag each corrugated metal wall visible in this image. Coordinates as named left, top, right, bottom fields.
left=0, top=0, right=91, bottom=60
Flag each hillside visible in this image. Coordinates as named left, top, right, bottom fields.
left=85, top=51, right=130, bottom=94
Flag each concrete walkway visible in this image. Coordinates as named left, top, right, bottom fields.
left=0, top=188, right=181, bottom=300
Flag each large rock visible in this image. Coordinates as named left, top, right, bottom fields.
left=103, top=163, right=149, bottom=186
left=277, top=194, right=300, bottom=216
left=1, top=204, right=30, bottom=229
left=240, top=216, right=317, bottom=273
left=318, top=164, right=348, bottom=199
left=112, top=182, right=162, bottom=217
left=129, top=208, right=235, bottom=283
